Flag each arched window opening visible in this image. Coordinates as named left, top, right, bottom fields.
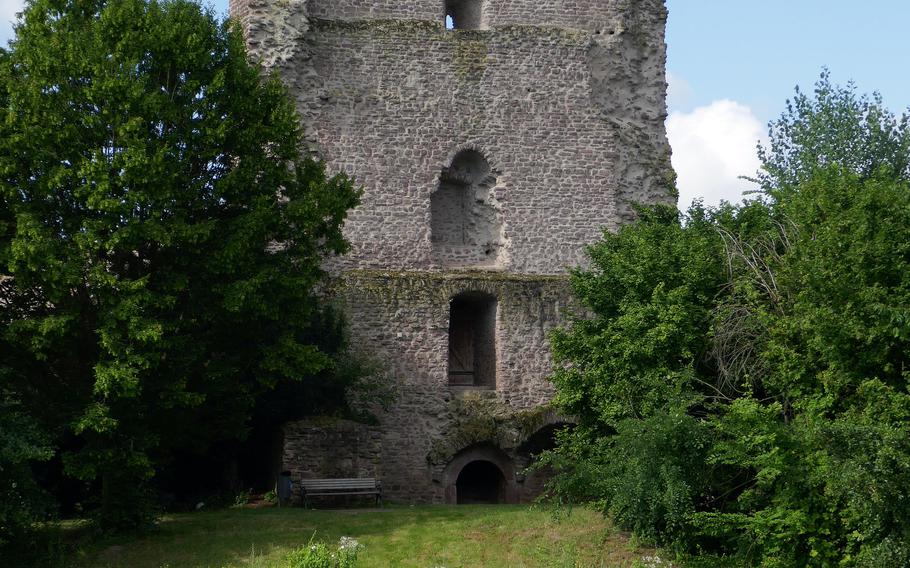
left=448, top=292, right=496, bottom=388
left=445, top=0, right=484, bottom=31
left=519, top=423, right=571, bottom=457
left=431, top=150, right=503, bottom=267
left=515, top=423, right=572, bottom=501
left=456, top=460, right=505, bottom=504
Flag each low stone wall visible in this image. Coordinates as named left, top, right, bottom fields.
left=283, top=399, right=567, bottom=505
left=283, top=418, right=382, bottom=502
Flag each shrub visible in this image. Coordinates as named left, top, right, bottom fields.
left=544, top=74, right=910, bottom=565
left=283, top=536, right=362, bottom=568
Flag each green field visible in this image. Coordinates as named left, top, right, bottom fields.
left=74, top=505, right=653, bottom=567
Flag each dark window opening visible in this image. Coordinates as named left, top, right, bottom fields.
left=519, top=424, right=569, bottom=456
left=445, top=0, right=484, bottom=31
left=456, top=460, right=505, bottom=504
left=448, top=292, right=496, bottom=388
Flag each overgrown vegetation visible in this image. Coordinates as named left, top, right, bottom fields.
left=283, top=535, right=362, bottom=568
left=542, top=73, right=910, bottom=566
left=0, top=0, right=360, bottom=543
left=0, top=395, right=54, bottom=547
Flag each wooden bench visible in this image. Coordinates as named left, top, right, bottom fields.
left=299, top=478, right=382, bottom=508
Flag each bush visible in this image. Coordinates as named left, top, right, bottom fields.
left=544, top=75, right=910, bottom=565
left=0, top=400, right=54, bottom=547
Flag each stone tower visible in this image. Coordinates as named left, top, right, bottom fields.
left=231, top=0, right=673, bottom=503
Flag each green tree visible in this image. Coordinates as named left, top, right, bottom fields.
left=756, top=69, right=910, bottom=196
left=0, top=393, right=54, bottom=547
left=0, top=44, right=54, bottom=549
left=544, top=75, right=910, bottom=566
left=0, top=0, right=359, bottom=530
left=542, top=202, right=742, bottom=546
left=696, top=168, right=910, bottom=566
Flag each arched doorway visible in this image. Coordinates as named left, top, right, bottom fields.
left=456, top=460, right=505, bottom=504
left=442, top=444, right=518, bottom=504
left=515, top=422, right=573, bottom=502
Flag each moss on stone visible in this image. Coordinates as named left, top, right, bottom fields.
left=296, top=415, right=353, bottom=427
left=323, top=269, right=571, bottom=305
left=343, top=268, right=569, bottom=283
left=310, top=19, right=589, bottom=45
left=312, top=19, right=440, bottom=34
left=426, top=394, right=560, bottom=465
left=453, top=37, right=488, bottom=80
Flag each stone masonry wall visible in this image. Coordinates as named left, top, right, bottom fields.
left=237, top=0, right=673, bottom=503
left=282, top=419, right=382, bottom=502
left=282, top=271, right=572, bottom=502
left=301, top=22, right=619, bottom=274
left=283, top=419, right=382, bottom=479
left=239, top=0, right=673, bottom=275
left=304, top=0, right=645, bottom=34
left=316, top=271, right=572, bottom=502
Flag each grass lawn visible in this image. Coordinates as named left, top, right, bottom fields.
left=76, top=505, right=652, bottom=567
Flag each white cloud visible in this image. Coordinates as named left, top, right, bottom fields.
left=0, top=0, right=25, bottom=46
left=667, top=99, right=766, bottom=210
left=666, top=71, right=694, bottom=112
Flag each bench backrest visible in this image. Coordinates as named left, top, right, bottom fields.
left=300, top=478, right=378, bottom=491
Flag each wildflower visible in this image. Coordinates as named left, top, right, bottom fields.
left=338, top=536, right=360, bottom=551
left=639, top=555, right=673, bottom=568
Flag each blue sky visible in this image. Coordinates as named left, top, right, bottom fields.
left=664, top=0, right=910, bottom=207
left=2, top=1, right=909, bottom=207
left=666, top=0, right=910, bottom=123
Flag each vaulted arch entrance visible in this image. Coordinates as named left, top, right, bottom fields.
left=456, top=460, right=505, bottom=504
left=443, top=444, right=517, bottom=504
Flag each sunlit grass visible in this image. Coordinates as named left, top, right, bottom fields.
left=78, top=505, right=651, bottom=567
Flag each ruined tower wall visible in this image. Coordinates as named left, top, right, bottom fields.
left=303, top=0, right=640, bottom=34
left=237, top=0, right=672, bottom=275
left=234, top=0, right=673, bottom=503
left=303, top=24, right=619, bottom=274
left=324, top=272, right=571, bottom=502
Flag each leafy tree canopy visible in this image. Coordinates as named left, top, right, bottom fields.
left=543, top=73, right=910, bottom=566
left=0, top=0, right=359, bottom=531
left=756, top=69, right=910, bottom=196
